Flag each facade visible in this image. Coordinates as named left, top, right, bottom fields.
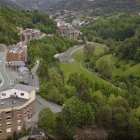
left=6, top=42, right=27, bottom=63
left=20, top=28, right=41, bottom=42
left=58, top=25, right=81, bottom=40
left=0, top=84, right=36, bottom=140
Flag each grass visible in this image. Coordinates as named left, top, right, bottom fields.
left=95, top=54, right=140, bottom=77
left=60, top=44, right=121, bottom=90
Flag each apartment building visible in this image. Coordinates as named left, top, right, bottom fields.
left=0, top=84, right=36, bottom=140
left=20, top=28, right=41, bottom=41
left=6, top=42, right=27, bottom=63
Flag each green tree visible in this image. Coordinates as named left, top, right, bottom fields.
left=62, top=97, right=95, bottom=127
left=84, top=44, right=95, bottom=61
left=128, top=107, right=140, bottom=140
left=38, top=108, right=57, bottom=133
left=97, top=59, right=114, bottom=78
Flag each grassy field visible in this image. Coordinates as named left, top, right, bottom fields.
left=59, top=44, right=121, bottom=90
left=96, top=54, right=140, bottom=77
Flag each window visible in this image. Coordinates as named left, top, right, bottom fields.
left=6, top=122, right=12, bottom=125
left=0, top=130, right=2, bottom=134
left=6, top=116, right=11, bottom=120
left=6, top=111, right=11, bottom=114
left=6, top=128, right=11, bottom=133
left=2, top=93, right=6, bottom=96
left=17, top=126, right=21, bottom=130
left=17, top=120, right=21, bottom=124
left=21, top=93, right=24, bottom=96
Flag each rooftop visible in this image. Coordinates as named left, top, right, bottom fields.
left=14, top=84, right=35, bottom=92
left=0, top=97, right=28, bottom=109
left=9, top=61, right=25, bottom=67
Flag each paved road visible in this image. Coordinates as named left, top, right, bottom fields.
left=55, top=41, right=103, bottom=62
left=29, top=60, right=40, bottom=92
left=25, top=95, right=62, bottom=129
left=0, top=52, right=19, bottom=91
left=35, top=95, right=62, bottom=113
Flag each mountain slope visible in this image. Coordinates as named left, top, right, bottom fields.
left=16, top=0, right=60, bottom=10
left=0, top=0, right=140, bottom=15
left=49, top=0, right=140, bottom=15
left=0, top=0, right=22, bottom=8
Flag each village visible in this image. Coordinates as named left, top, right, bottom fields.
left=0, top=14, right=85, bottom=139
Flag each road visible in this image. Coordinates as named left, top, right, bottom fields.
left=30, top=96, right=62, bottom=123
left=55, top=42, right=99, bottom=62
left=29, top=60, right=40, bottom=92
left=0, top=52, right=19, bottom=91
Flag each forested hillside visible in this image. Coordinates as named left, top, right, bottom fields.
left=0, top=7, right=140, bottom=140
left=0, top=0, right=140, bottom=15
left=0, top=7, right=56, bottom=45
left=82, top=14, right=140, bottom=61
left=49, top=0, right=140, bottom=15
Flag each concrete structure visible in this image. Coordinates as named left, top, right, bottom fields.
left=0, top=84, right=36, bottom=140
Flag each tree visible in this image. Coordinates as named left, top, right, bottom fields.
left=84, top=44, right=95, bottom=61
left=96, top=107, right=112, bottom=129
left=97, top=59, right=114, bottom=78
left=68, top=73, right=93, bottom=102
left=91, top=91, right=107, bottom=113
left=38, top=108, right=57, bottom=133
left=128, top=107, right=140, bottom=140
left=62, top=97, right=95, bottom=127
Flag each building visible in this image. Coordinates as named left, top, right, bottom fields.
left=0, top=84, right=36, bottom=140
left=72, top=19, right=85, bottom=27
left=6, top=42, right=27, bottom=63
left=18, top=67, right=30, bottom=84
left=7, top=61, right=26, bottom=68
left=19, top=28, right=41, bottom=42
left=58, top=25, right=81, bottom=40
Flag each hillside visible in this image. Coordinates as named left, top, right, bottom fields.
left=0, top=0, right=22, bottom=8
left=0, top=0, right=140, bottom=15
left=49, top=0, right=140, bottom=15
left=0, top=7, right=56, bottom=45
left=16, top=0, right=60, bottom=11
